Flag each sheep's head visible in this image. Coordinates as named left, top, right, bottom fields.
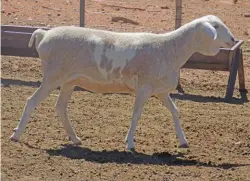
left=196, top=15, right=235, bottom=56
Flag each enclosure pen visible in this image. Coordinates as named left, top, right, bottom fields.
left=1, top=0, right=250, bottom=180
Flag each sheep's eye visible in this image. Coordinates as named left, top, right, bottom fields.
left=213, top=24, right=219, bottom=29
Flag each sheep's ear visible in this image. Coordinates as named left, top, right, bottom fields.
left=201, top=22, right=217, bottom=40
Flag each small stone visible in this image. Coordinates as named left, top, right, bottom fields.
left=234, top=141, right=241, bottom=145
left=38, top=22, right=46, bottom=26
left=244, top=31, right=249, bottom=36
left=161, top=5, right=169, bottom=9
left=242, top=151, right=250, bottom=155
left=152, top=170, right=157, bottom=174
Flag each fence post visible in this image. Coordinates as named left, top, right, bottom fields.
left=80, top=0, right=85, bottom=27
left=225, top=48, right=241, bottom=100
left=175, top=0, right=182, bottom=29
left=238, top=49, right=247, bottom=92
left=175, top=0, right=184, bottom=93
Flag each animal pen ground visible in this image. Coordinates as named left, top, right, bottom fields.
left=1, top=0, right=250, bottom=180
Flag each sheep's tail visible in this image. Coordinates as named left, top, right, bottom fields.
left=28, top=29, right=46, bottom=48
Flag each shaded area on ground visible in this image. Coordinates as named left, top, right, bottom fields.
left=1, top=77, right=248, bottom=104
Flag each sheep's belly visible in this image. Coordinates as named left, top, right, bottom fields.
left=73, top=77, right=135, bottom=94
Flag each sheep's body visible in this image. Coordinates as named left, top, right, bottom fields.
left=32, top=26, right=192, bottom=95
left=11, top=15, right=235, bottom=150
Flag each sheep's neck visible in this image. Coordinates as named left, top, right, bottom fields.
left=166, top=25, right=197, bottom=70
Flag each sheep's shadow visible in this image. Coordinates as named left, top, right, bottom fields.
left=170, top=92, right=248, bottom=104
left=1, top=78, right=85, bottom=91
left=1, top=78, right=42, bottom=88
left=45, top=144, right=249, bottom=169
left=1, top=78, right=248, bottom=104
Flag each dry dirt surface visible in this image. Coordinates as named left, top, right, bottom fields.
left=1, top=0, right=250, bottom=180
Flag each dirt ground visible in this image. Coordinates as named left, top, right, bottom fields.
left=1, top=0, right=250, bottom=180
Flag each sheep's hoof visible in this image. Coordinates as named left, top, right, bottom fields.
left=69, top=136, right=82, bottom=145
left=126, top=143, right=135, bottom=151
left=126, top=145, right=135, bottom=152
left=127, top=148, right=136, bottom=153
left=10, top=133, right=20, bottom=142
left=73, top=141, right=82, bottom=146
left=179, top=143, right=189, bottom=148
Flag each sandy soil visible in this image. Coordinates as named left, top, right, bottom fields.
left=1, top=0, right=250, bottom=180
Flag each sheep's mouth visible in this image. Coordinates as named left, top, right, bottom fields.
left=221, top=41, right=234, bottom=48
left=226, top=42, right=234, bottom=47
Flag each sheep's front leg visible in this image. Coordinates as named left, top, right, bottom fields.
left=55, top=83, right=81, bottom=145
left=125, top=85, right=152, bottom=150
left=158, top=93, right=188, bottom=148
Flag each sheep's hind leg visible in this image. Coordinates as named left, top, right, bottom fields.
left=158, top=93, right=188, bottom=148
left=10, top=82, right=59, bottom=142
left=55, top=82, right=81, bottom=145
left=125, top=85, right=152, bottom=150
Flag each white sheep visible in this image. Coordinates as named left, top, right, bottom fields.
left=10, top=15, right=235, bottom=150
